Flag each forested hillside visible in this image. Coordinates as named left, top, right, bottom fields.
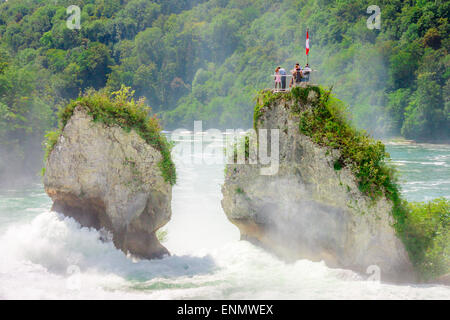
left=0, top=0, right=449, bottom=182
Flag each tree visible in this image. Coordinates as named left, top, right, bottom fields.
left=402, top=72, right=448, bottom=141
left=76, top=42, right=113, bottom=89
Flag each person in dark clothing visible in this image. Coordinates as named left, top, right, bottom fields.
left=290, top=63, right=302, bottom=87
left=294, top=67, right=303, bottom=84
left=302, top=63, right=312, bottom=82
left=279, top=67, right=287, bottom=91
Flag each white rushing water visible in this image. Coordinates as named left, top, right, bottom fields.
left=0, top=135, right=449, bottom=299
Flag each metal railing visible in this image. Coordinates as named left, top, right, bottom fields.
left=270, top=71, right=315, bottom=92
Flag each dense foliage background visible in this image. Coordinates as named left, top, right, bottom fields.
left=0, top=0, right=448, bottom=181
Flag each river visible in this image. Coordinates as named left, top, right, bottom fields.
left=0, top=137, right=449, bottom=299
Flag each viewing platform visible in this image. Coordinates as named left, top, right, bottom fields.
left=270, top=70, right=317, bottom=93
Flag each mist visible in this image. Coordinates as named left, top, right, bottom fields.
left=238, top=176, right=348, bottom=263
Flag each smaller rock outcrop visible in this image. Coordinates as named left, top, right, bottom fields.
left=44, top=91, right=175, bottom=259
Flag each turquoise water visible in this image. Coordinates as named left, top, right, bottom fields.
left=0, top=185, right=50, bottom=234
left=387, top=143, right=450, bottom=202
left=0, top=142, right=449, bottom=299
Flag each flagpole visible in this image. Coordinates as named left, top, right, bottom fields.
left=306, top=28, right=309, bottom=66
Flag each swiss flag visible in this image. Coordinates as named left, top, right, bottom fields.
left=306, top=30, right=310, bottom=55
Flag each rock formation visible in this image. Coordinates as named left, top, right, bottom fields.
left=437, top=273, right=450, bottom=286
left=222, top=87, right=414, bottom=282
left=44, top=106, right=172, bottom=259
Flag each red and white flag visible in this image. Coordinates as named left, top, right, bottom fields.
left=306, top=30, right=310, bottom=55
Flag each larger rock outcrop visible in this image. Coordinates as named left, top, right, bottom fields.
left=44, top=106, right=172, bottom=259
left=222, top=88, right=414, bottom=282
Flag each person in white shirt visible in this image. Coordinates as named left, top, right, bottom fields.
left=302, top=64, right=312, bottom=82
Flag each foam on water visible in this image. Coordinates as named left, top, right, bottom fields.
left=1, top=211, right=448, bottom=299
left=0, top=139, right=449, bottom=299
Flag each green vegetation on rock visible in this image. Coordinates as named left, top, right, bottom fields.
left=402, top=198, right=449, bottom=281
left=255, top=86, right=400, bottom=201
left=45, top=86, right=176, bottom=185
left=156, top=228, right=169, bottom=243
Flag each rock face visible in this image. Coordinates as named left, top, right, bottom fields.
left=44, top=106, right=172, bottom=259
left=221, top=91, right=414, bottom=282
left=437, top=273, right=450, bottom=286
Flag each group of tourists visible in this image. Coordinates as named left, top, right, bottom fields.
left=274, top=63, right=312, bottom=92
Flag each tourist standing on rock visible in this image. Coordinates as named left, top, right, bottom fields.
left=290, top=63, right=303, bottom=88
left=302, top=64, right=312, bottom=82
left=279, top=67, right=287, bottom=91
left=289, top=64, right=296, bottom=87
left=274, top=67, right=282, bottom=91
